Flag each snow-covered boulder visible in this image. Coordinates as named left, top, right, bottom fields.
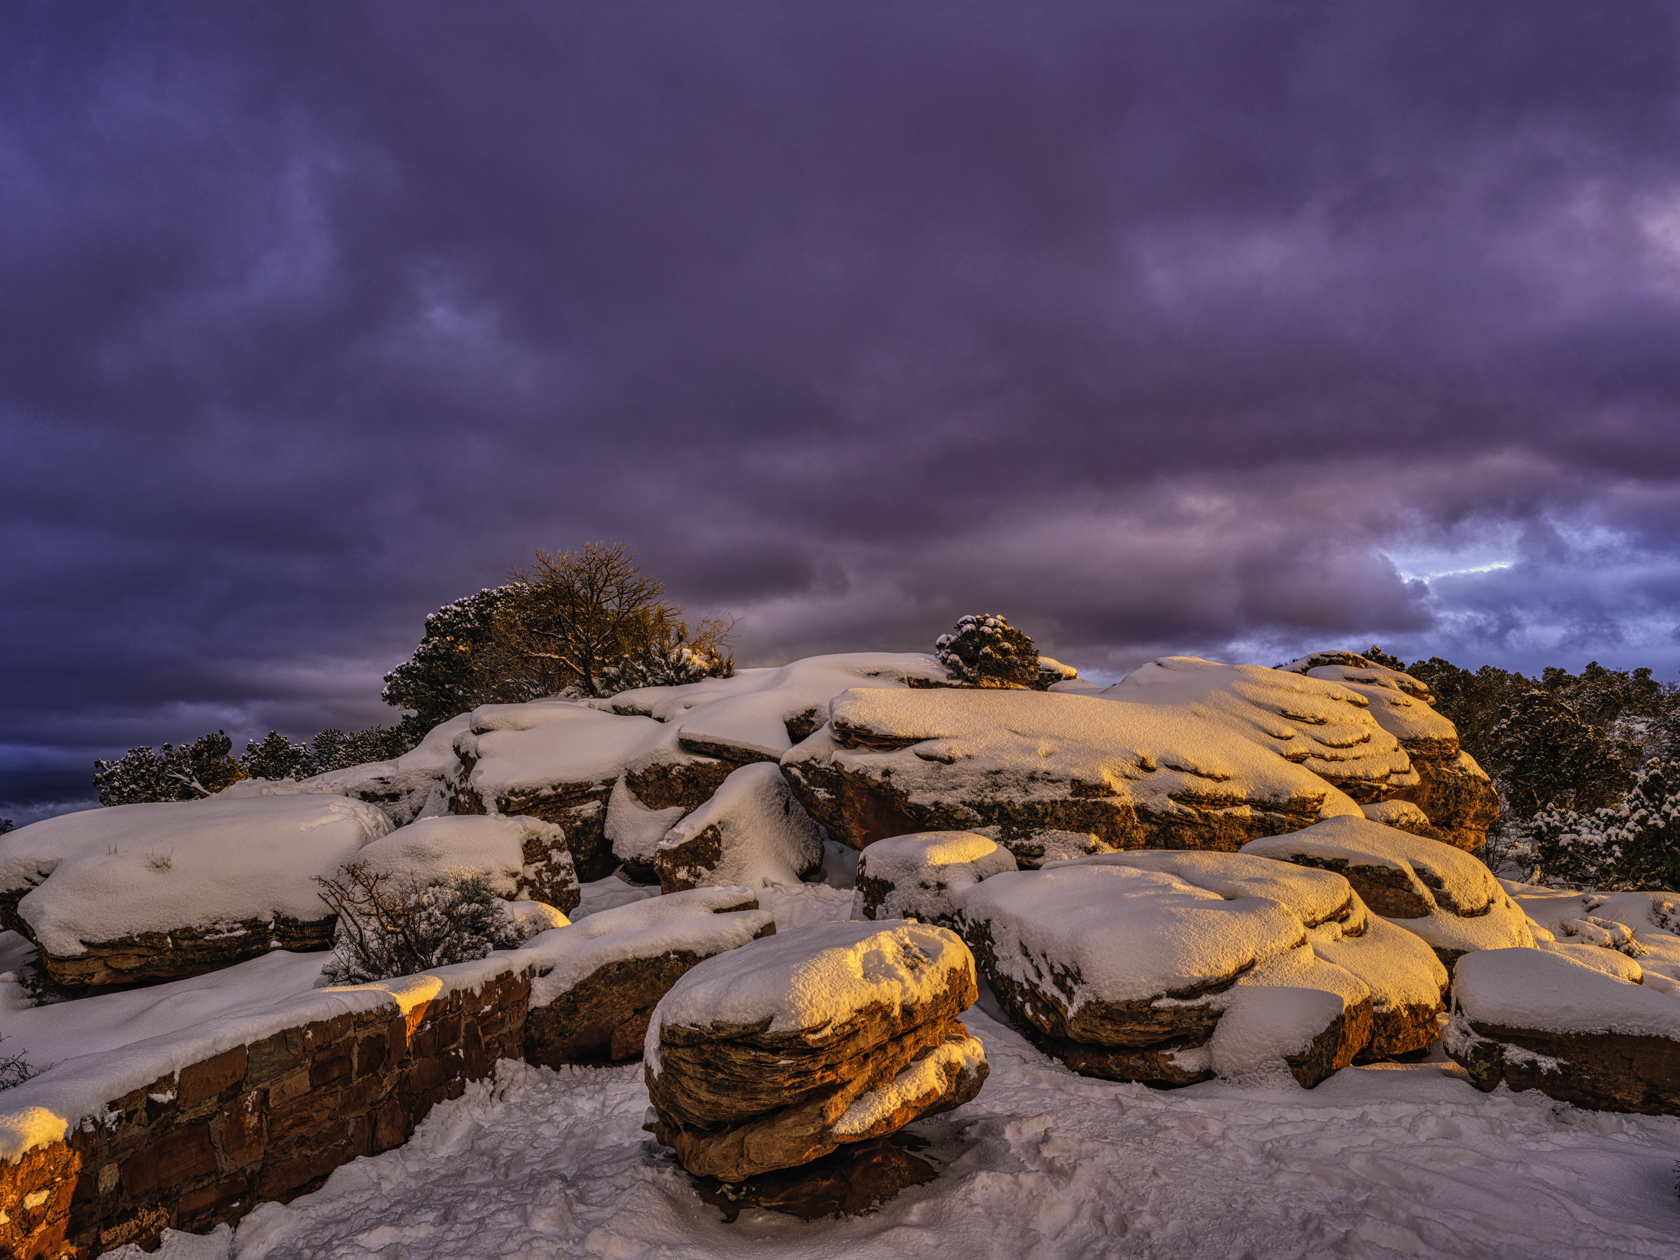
left=1279, top=653, right=1499, bottom=849
left=0, top=795, right=392, bottom=989
left=959, top=861, right=1381, bottom=1086
left=1446, top=947, right=1680, bottom=1115
left=1046, top=849, right=1448, bottom=1058
left=643, top=920, right=987, bottom=1182
left=1242, top=817, right=1533, bottom=971
left=852, top=831, right=1018, bottom=926
left=652, top=763, right=825, bottom=894
left=356, top=814, right=580, bottom=915
left=781, top=682, right=1365, bottom=860
left=523, top=887, right=774, bottom=1066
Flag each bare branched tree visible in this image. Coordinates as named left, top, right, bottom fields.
left=490, top=542, right=732, bottom=697
left=314, top=861, right=528, bottom=984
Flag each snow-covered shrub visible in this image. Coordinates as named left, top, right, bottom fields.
left=314, top=861, right=532, bottom=985
left=1529, top=761, right=1680, bottom=891
left=935, top=614, right=1040, bottom=688
left=0, top=1033, right=39, bottom=1091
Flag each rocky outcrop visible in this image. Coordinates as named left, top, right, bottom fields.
left=852, top=832, right=1017, bottom=927
left=653, top=764, right=825, bottom=895
left=1242, top=816, right=1532, bottom=972
left=781, top=681, right=1367, bottom=855
left=643, top=920, right=987, bottom=1182
left=1280, top=654, right=1499, bottom=849
left=523, top=888, right=774, bottom=1067
left=1446, top=947, right=1680, bottom=1115
left=959, top=860, right=1378, bottom=1087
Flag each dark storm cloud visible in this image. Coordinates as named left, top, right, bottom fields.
left=6, top=1, right=1680, bottom=820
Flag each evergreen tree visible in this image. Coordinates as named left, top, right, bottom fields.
left=935, top=614, right=1041, bottom=688
left=1480, top=690, right=1637, bottom=820
left=381, top=586, right=515, bottom=725
left=1530, top=760, right=1680, bottom=890
left=93, top=731, right=245, bottom=806
left=0, top=820, right=12, bottom=835
left=241, top=730, right=313, bottom=781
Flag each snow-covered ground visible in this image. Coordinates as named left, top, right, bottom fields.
left=119, top=1005, right=1679, bottom=1260
left=46, top=862, right=1669, bottom=1260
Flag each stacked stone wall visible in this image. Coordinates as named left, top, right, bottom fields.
left=0, top=967, right=531, bottom=1259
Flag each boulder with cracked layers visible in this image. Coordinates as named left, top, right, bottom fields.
left=780, top=674, right=1370, bottom=855
left=1242, top=816, right=1532, bottom=973
left=958, top=857, right=1387, bottom=1085
left=447, top=701, right=675, bottom=880
left=1279, top=653, right=1499, bottom=849
left=643, top=920, right=987, bottom=1182
left=355, top=813, right=580, bottom=915
left=1446, top=947, right=1680, bottom=1115
left=653, top=763, right=825, bottom=894
left=852, top=831, right=1017, bottom=927
left=523, top=887, right=775, bottom=1066
left=0, top=794, right=392, bottom=990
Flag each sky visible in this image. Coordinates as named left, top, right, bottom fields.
left=5, top=1, right=1680, bottom=823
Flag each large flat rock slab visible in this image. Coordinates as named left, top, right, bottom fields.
left=1447, top=947, right=1680, bottom=1115
left=0, top=795, right=392, bottom=990
left=781, top=682, right=1366, bottom=857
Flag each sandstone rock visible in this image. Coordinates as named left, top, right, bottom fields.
left=1278, top=654, right=1498, bottom=850
left=781, top=682, right=1366, bottom=853
left=852, top=832, right=1017, bottom=927
left=644, top=920, right=987, bottom=1182
left=1358, top=799, right=1438, bottom=837
left=1049, top=849, right=1446, bottom=1059
left=523, top=887, right=774, bottom=1066
left=653, top=763, right=825, bottom=895
left=1392, top=751, right=1500, bottom=852
left=0, top=795, right=391, bottom=991
left=959, top=861, right=1373, bottom=1087
left=1242, top=816, right=1532, bottom=972
left=1447, top=946, right=1680, bottom=1115
left=357, top=813, right=580, bottom=915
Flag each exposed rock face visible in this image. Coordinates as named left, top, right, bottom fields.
left=653, top=763, right=825, bottom=894
left=781, top=681, right=1366, bottom=854
left=852, top=832, right=1018, bottom=927
left=1446, top=947, right=1680, bottom=1115
left=524, top=888, right=774, bottom=1067
left=958, top=860, right=1377, bottom=1087
left=1393, top=751, right=1500, bottom=852
left=643, top=920, right=987, bottom=1182
left=1242, top=816, right=1532, bottom=972
left=1279, top=654, right=1499, bottom=850
left=38, top=915, right=336, bottom=989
